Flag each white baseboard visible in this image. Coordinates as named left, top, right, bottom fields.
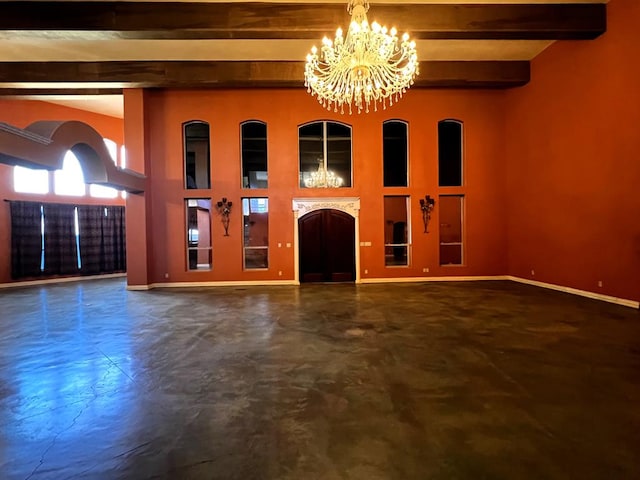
left=361, top=275, right=638, bottom=309
left=127, top=279, right=299, bottom=290
left=360, top=275, right=509, bottom=284
left=507, top=276, right=639, bottom=309
left=17, top=272, right=633, bottom=310
left=0, top=272, right=126, bottom=289
left=125, top=284, right=152, bottom=291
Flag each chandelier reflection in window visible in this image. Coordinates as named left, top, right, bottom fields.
left=304, top=0, right=419, bottom=114
left=304, top=159, right=344, bottom=188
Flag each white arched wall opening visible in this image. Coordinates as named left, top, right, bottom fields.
left=292, top=197, right=361, bottom=285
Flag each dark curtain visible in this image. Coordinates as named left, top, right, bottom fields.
left=43, top=203, right=79, bottom=276
left=10, top=201, right=43, bottom=279
left=104, top=206, right=126, bottom=272
left=77, top=205, right=126, bottom=275
left=77, top=206, right=103, bottom=275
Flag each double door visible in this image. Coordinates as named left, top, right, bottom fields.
left=299, top=209, right=355, bottom=283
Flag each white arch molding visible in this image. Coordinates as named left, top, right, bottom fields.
left=292, top=197, right=361, bottom=285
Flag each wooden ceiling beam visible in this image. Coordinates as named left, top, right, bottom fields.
left=0, top=61, right=530, bottom=89
left=0, top=88, right=123, bottom=96
left=0, top=2, right=606, bottom=40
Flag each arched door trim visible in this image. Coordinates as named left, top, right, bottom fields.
left=292, top=197, right=360, bottom=284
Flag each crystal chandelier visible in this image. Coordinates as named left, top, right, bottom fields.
left=304, top=160, right=344, bottom=188
left=304, top=0, right=419, bottom=114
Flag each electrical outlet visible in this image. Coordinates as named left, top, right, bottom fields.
left=364, top=269, right=368, bottom=274
left=164, top=273, right=169, bottom=279
left=423, top=267, right=429, bottom=273
left=278, top=270, right=283, bottom=276
left=531, top=270, right=535, bottom=276
left=598, top=280, right=603, bottom=287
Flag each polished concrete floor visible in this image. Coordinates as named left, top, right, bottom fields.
left=0, top=279, right=639, bottom=479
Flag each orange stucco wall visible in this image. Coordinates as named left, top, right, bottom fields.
left=0, top=100, right=124, bottom=284
left=129, top=87, right=507, bottom=285
left=5, top=0, right=637, bottom=304
left=505, top=0, right=640, bottom=302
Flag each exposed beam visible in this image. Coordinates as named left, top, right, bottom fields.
left=0, top=2, right=606, bottom=40
left=0, top=61, right=530, bottom=89
left=0, top=88, right=123, bottom=96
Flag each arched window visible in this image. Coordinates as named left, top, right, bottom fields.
left=437, top=119, right=464, bottom=266
left=299, top=121, right=352, bottom=188
left=54, top=151, right=85, bottom=196
left=383, top=120, right=408, bottom=187
left=241, top=121, right=268, bottom=189
left=438, top=119, right=463, bottom=187
left=90, top=138, right=118, bottom=198
left=183, top=121, right=211, bottom=189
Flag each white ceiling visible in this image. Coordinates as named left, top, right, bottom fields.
left=1, top=39, right=554, bottom=62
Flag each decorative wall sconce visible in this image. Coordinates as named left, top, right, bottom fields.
left=216, top=197, right=233, bottom=236
left=419, top=195, right=435, bottom=233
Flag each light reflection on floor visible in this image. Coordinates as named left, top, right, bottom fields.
left=1, top=278, right=639, bottom=479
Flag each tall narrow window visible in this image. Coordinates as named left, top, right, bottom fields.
left=383, top=120, right=408, bottom=187
left=299, top=121, right=352, bottom=188
left=384, top=196, right=410, bottom=266
left=438, top=120, right=463, bottom=187
left=90, top=138, right=118, bottom=199
left=54, top=151, right=86, bottom=196
left=241, top=121, right=268, bottom=189
left=184, top=121, right=211, bottom=189
left=242, top=198, right=269, bottom=269
left=439, top=195, right=463, bottom=265
left=186, top=199, right=212, bottom=270
left=14, top=166, right=49, bottom=194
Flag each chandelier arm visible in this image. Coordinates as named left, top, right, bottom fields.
left=304, top=0, right=418, bottom=114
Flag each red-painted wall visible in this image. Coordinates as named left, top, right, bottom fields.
left=130, top=87, right=507, bottom=285
left=0, top=100, right=124, bottom=284
left=505, top=0, right=640, bottom=302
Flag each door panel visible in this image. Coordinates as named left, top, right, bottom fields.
left=299, top=209, right=355, bottom=282
left=299, top=210, right=324, bottom=282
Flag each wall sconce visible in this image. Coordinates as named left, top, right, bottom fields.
left=216, top=197, right=233, bottom=236
left=419, top=195, right=435, bottom=233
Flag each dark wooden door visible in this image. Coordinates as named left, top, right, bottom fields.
left=299, top=209, right=355, bottom=283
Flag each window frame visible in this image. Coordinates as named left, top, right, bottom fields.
left=240, top=120, right=268, bottom=189
left=183, top=120, right=211, bottom=190
left=242, top=197, right=269, bottom=270
left=437, top=119, right=464, bottom=188
left=382, top=119, right=409, bottom=187
left=438, top=194, right=464, bottom=266
left=298, top=120, right=353, bottom=188
left=383, top=195, right=411, bottom=267
left=185, top=198, right=213, bottom=271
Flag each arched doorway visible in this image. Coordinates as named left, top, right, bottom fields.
left=299, top=209, right=355, bottom=282
left=292, top=198, right=360, bottom=284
